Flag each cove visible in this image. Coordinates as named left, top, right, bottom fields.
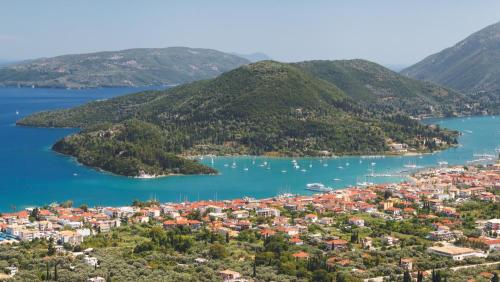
left=0, top=87, right=498, bottom=211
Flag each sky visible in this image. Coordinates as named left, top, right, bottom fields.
left=1, top=0, right=500, bottom=66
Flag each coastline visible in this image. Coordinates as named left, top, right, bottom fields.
left=4, top=161, right=497, bottom=212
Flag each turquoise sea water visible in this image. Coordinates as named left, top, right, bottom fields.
left=0, top=87, right=498, bottom=211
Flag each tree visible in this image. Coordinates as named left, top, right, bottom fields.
left=403, top=270, right=411, bottom=282
left=350, top=230, right=359, bottom=243
left=431, top=269, right=441, bottom=282
left=29, top=208, right=40, bottom=222
left=45, top=262, right=51, bottom=281
left=54, top=261, right=60, bottom=281
left=312, top=269, right=330, bottom=282
left=417, top=271, right=424, bottom=282
left=209, top=243, right=227, bottom=259
left=47, top=238, right=56, bottom=256
left=384, top=190, right=392, bottom=200
left=60, top=200, right=73, bottom=208
left=252, top=257, right=256, bottom=277
left=492, top=273, right=499, bottom=282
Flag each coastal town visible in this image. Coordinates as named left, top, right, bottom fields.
left=1, top=162, right=499, bottom=281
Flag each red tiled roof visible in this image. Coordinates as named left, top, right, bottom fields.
left=292, top=251, right=309, bottom=259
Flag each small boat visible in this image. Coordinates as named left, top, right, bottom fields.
left=309, top=162, right=313, bottom=168
left=243, top=167, right=249, bottom=171
left=300, top=169, right=307, bottom=172
left=357, top=181, right=373, bottom=187
left=404, top=163, right=417, bottom=169
left=345, top=162, right=349, bottom=166
left=223, top=164, right=229, bottom=167
left=306, top=183, right=333, bottom=192
left=438, top=161, right=448, bottom=166
left=338, top=166, right=344, bottom=169
left=15, top=110, right=19, bottom=115
left=281, top=170, right=287, bottom=173
left=73, top=173, right=78, bottom=176
left=323, top=163, right=328, bottom=167
left=473, top=153, right=495, bottom=158
left=333, top=178, right=341, bottom=181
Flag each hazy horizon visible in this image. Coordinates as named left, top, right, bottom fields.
left=1, top=0, right=500, bottom=66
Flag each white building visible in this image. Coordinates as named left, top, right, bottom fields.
left=428, top=245, right=487, bottom=261
left=256, top=208, right=280, bottom=218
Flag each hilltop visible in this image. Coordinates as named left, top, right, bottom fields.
left=295, top=60, right=474, bottom=117
left=401, top=21, right=500, bottom=113
left=18, top=60, right=459, bottom=177
left=0, top=47, right=249, bottom=88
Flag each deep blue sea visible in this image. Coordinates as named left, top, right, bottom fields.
left=0, top=87, right=498, bottom=211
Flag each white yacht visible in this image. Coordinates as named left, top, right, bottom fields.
left=437, top=161, right=448, bottom=166
left=306, top=183, right=333, bottom=192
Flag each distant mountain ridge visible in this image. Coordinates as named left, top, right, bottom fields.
left=0, top=47, right=250, bottom=88
left=230, top=52, right=272, bottom=62
left=18, top=60, right=459, bottom=177
left=401, top=21, right=500, bottom=113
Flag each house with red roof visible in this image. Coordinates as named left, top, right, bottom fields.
left=292, top=251, right=309, bottom=260
left=325, top=239, right=348, bottom=251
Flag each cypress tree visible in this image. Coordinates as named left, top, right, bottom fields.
left=252, top=258, right=256, bottom=277
left=417, top=271, right=424, bottom=282
left=403, top=270, right=411, bottom=282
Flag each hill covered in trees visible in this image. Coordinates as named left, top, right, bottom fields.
left=401, top=21, right=500, bottom=114
left=0, top=47, right=249, bottom=88
left=295, top=60, right=479, bottom=117
left=18, top=61, right=459, bottom=177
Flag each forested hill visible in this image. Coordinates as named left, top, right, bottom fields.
left=18, top=61, right=459, bottom=177
left=0, top=47, right=249, bottom=88
left=401, top=21, right=500, bottom=114
left=295, top=60, right=478, bottom=117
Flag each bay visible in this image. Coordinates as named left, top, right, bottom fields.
left=0, top=87, right=498, bottom=211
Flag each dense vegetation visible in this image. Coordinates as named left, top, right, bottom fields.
left=53, top=120, right=217, bottom=177
left=401, top=21, right=500, bottom=114
left=0, top=47, right=249, bottom=88
left=1, top=199, right=499, bottom=281
left=18, top=61, right=459, bottom=177
left=296, top=60, right=477, bottom=117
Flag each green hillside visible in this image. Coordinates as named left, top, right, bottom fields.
left=401, top=21, right=500, bottom=114
left=295, top=60, right=475, bottom=117
left=53, top=119, right=217, bottom=177
left=18, top=61, right=459, bottom=177
left=0, top=47, right=249, bottom=88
